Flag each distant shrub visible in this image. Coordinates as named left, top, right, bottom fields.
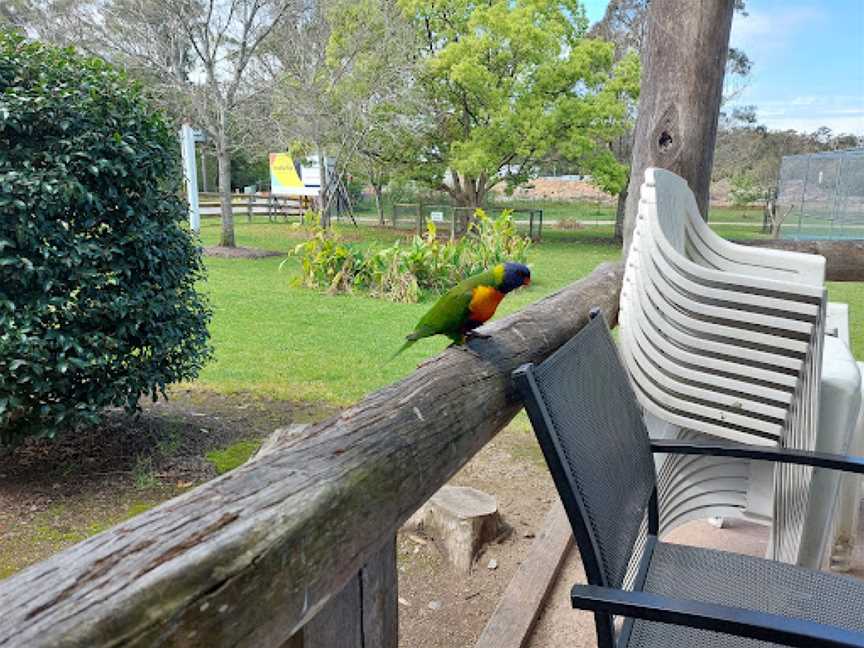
left=730, top=172, right=765, bottom=206
left=0, top=32, right=212, bottom=445
left=290, top=209, right=530, bottom=303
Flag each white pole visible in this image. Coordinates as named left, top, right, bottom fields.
left=180, top=123, right=200, bottom=232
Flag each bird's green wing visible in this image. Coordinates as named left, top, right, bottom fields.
left=409, top=269, right=497, bottom=341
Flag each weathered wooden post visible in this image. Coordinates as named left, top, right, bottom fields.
left=621, top=0, right=735, bottom=253
left=255, top=427, right=398, bottom=648
left=247, top=194, right=254, bottom=223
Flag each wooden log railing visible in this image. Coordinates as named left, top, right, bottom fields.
left=734, top=239, right=864, bottom=282
left=0, top=262, right=624, bottom=648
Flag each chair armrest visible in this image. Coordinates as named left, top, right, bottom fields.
left=650, top=440, right=864, bottom=475
left=571, top=583, right=864, bottom=648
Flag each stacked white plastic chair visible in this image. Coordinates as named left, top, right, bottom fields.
left=620, top=167, right=828, bottom=565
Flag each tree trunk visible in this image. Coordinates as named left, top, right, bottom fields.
left=318, top=147, right=329, bottom=228
left=621, top=0, right=735, bottom=255
left=451, top=174, right=485, bottom=209
left=217, top=143, right=235, bottom=247
left=373, top=184, right=385, bottom=225
left=613, top=184, right=628, bottom=242
left=200, top=149, right=208, bottom=193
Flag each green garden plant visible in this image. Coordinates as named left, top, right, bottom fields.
left=290, top=209, right=530, bottom=303
left=0, top=32, right=212, bottom=445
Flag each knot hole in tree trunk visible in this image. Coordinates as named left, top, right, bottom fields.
left=652, top=106, right=680, bottom=160
left=658, top=131, right=673, bottom=150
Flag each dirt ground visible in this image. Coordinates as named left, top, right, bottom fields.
left=0, top=389, right=328, bottom=579
left=0, top=392, right=561, bottom=647
left=488, top=176, right=737, bottom=207
left=396, top=419, right=559, bottom=647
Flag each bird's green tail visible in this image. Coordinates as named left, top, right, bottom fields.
left=388, top=334, right=420, bottom=362
left=388, top=339, right=415, bottom=362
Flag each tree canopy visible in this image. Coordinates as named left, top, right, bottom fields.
left=384, top=0, right=639, bottom=207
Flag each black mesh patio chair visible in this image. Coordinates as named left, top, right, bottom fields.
left=512, top=312, right=864, bottom=648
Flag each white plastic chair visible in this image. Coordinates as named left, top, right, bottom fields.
left=620, top=167, right=861, bottom=567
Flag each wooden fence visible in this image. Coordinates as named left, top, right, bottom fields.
left=199, top=193, right=314, bottom=222
left=0, top=262, right=623, bottom=648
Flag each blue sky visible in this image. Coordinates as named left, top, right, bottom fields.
left=581, top=0, right=864, bottom=136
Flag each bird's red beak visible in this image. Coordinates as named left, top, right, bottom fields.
left=523, top=277, right=531, bottom=287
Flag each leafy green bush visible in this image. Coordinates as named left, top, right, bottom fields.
left=0, top=32, right=212, bottom=445
left=291, top=209, right=530, bottom=303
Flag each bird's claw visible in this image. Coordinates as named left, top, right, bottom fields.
left=465, top=330, right=491, bottom=340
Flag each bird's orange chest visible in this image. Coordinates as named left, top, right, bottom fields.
left=468, top=285, right=505, bottom=323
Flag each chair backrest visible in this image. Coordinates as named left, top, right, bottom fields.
left=647, top=167, right=825, bottom=285
left=513, top=315, right=656, bottom=589
left=621, top=167, right=828, bottom=564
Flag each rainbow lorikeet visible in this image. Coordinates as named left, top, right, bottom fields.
left=393, top=262, right=531, bottom=358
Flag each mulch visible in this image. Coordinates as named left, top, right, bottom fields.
left=204, top=246, right=283, bottom=259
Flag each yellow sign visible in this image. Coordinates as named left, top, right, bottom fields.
left=269, top=153, right=304, bottom=194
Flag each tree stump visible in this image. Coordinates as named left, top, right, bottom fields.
left=407, top=485, right=500, bottom=573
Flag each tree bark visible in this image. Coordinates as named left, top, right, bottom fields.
left=613, top=184, right=628, bottom=242
left=318, top=147, right=330, bottom=228
left=622, top=0, right=735, bottom=255
left=373, top=183, right=385, bottom=225
left=448, top=173, right=487, bottom=209
left=216, top=142, right=235, bottom=248
left=200, top=149, right=208, bottom=193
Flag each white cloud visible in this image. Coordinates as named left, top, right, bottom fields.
left=760, top=114, right=864, bottom=134
left=730, top=94, right=864, bottom=135
left=749, top=100, right=864, bottom=134
left=730, top=5, right=827, bottom=62
left=790, top=96, right=818, bottom=106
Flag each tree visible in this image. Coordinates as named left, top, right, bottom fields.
left=392, top=0, right=639, bottom=208
left=354, top=148, right=391, bottom=225
left=17, top=0, right=296, bottom=247
left=0, top=32, right=211, bottom=444
left=713, top=112, right=862, bottom=205
left=622, top=0, right=736, bottom=252
left=268, top=0, right=416, bottom=226
left=590, top=0, right=752, bottom=240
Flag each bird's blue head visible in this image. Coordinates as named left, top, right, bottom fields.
left=499, top=262, right=531, bottom=294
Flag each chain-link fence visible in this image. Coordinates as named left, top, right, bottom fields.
left=776, top=148, right=864, bottom=240
left=389, top=203, right=544, bottom=240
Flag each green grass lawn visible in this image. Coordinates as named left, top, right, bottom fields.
left=195, top=218, right=861, bottom=407
left=196, top=219, right=621, bottom=402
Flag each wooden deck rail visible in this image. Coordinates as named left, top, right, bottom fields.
left=0, top=262, right=623, bottom=648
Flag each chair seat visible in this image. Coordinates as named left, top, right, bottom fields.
left=626, top=541, right=864, bottom=647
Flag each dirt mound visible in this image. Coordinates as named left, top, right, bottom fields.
left=492, top=178, right=614, bottom=203
left=204, top=246, right=282, bottom=259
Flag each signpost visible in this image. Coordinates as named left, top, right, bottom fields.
left=179, top=123, right=200, bottom=233
left=269, top=153, right=334, bottom=197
